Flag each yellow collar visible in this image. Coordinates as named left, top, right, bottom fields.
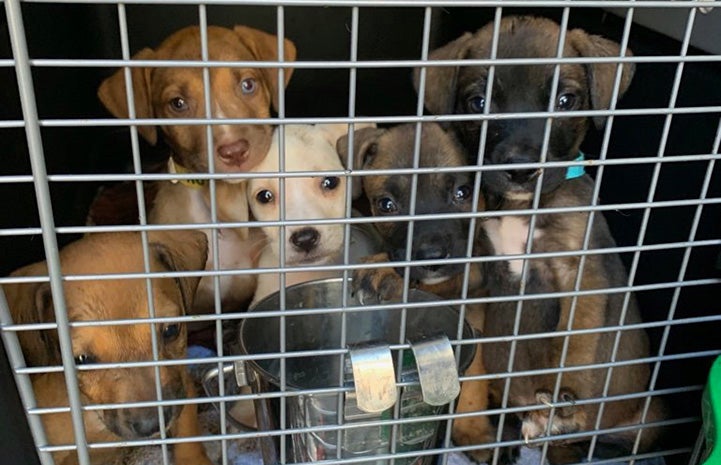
left=168, top=158, right=206, bottom=188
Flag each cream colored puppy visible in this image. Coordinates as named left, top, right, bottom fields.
left=248, top=124, right=374, bottom=306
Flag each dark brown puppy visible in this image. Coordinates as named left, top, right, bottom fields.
left=337, top=123, right=494, bottom=463
left=4, top=231, right=212, bottom=465
left=415, top=16, right=665, bottom=463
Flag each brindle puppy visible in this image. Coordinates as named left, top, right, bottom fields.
left=414, top=16, right=666, bottom=463
left=337, top=122, right=495, bottom=463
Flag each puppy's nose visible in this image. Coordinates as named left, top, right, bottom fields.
left=416, top=245, right=449, bottom=271
left=504, top=155, right=540, bottom=184
left=217, top=139, right=250, bottom=166
left=128, top=406, right=173, bottom=437
left=290, top=228, right=320, bottom=253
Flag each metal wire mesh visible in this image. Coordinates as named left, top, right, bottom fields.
left=1, top=2, right=720, bottom=465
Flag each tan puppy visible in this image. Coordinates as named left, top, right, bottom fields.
left=248, top=124, right=376, bottom=307
left=4, top=231, right=212, bottom=465
left=98, top=25, right=297, bottom=314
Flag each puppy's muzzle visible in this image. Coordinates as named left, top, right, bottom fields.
left=503, top=154, right=541, bottom=184
left=290, top=227, right=320, bottom=253
left=106, top=404, right=177, bottom=439
left=415, top=244, right=451, bottom=271
left=217, top=138, right=250, bottom=167
left=128, top=405, right=175, bottom=437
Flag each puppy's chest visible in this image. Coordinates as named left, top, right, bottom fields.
left=184, top=187, right=258, bottom=268
left=484, top=216, right=547, bottom=278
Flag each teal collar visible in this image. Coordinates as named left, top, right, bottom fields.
left=566, top=152, right=586, bottom=180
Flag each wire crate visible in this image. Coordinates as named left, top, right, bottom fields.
left=1, top=2, right=720, bottom=465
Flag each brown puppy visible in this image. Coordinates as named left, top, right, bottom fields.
left=98, top=25, right=297, bottom=314
left=416, top=16, right=665, bottom=463
left=4, top=231, right=212, bottom=465
left=337, top=123, right=494, bottom=463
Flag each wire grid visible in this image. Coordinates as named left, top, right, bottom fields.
left=1, top=1, right=720, bottom=465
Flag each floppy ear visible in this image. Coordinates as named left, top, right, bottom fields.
left=148, top=230, right=208, bottom=313
left=336, top=127, right=386, bottom=171
left=233, top=25, right=297, bottom=112
left=97, top=47, right=158, bottom=145
left=336, top=127, right=386, bottom=200
left=568, top=29, right=635, bottom=129
left=3, top=263, right=61, bottom=365
left=413, top=32, right=474, bottom=116
left=31, top=282, right=61, bottom=365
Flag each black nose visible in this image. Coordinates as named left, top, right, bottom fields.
left=290, top=228, right=320, bottom=253
left=415, top=245, right=449, bottom=271
left=129, top=406, right=173, bottom=437
left=504, top=155, right=539, bottom=184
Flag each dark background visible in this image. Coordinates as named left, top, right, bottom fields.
left=1, top=5, right=719, bottom=464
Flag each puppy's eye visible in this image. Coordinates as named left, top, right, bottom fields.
left=321, top=176, right=340, bottom=191
left=256, top=189, right=274, bottom=204
left=162, top=324, right=181, bottom=342
left=168, top=97, right=189, bottom=113
left=556, top=93, right=577, bottom=111
left=467, top=96, right=486, bottom=113
left=74, top=354, right=96, bottom=365
left=454, top=185, right=472, bottom=203
left=240, top=78, right=256, bottom=95
left=377, top=197, right=398, bottom=214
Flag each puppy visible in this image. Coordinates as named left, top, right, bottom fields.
left=98, top=25, right=297, bottom=315
left=3, top=231, right=212, bottom=465
left=416, top=16, right=665, bottom=462
left=248, top=124, right=375, bottom=307
left=337, top=123, right=494, bottom=463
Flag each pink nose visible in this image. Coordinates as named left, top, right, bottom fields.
left=217, top=139, right=250, bottom=167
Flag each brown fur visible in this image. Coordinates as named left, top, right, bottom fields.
left=98, top=25, right=297, bottom=316
left=3, top=231, right=212, bottom=465
left=337, top=123, right=494, bottom=462
left=98, top=25, right=296, bottom=173
left=417, top=16, right=665, bottom=462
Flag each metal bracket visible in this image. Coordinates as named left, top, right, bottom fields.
left=349, top=344, right=398, bottom=413
left=410, top=335, right=461, bottom=406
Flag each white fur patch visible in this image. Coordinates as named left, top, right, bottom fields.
left=421, top=275, right=453, bottom=286
left=213, top=102, right=234, bottom=139
left=484, top=216, right=543, bottom=276
left=504, top=191, right=534, bottom=201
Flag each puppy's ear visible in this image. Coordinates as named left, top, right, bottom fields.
left=233, top=26, right=297, bottom=112
left=568, top=29, right=635, bottom=129
left=413, top=32, right=474, bottom=116
left=336, top=127, right=386, bottom=200
left=97, top=48, right=157, bottom=145
left=148, top=230, right=208, bottom=313
left=336, top=127, right=386, bottom=171
left=3, top=267, right=60, bottom=366
left=32, top=283, right=62, bottom=364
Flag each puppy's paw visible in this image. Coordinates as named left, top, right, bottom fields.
left=352, top=253, right=405, bottom=304
left=522, top=388, right=584, bottom=445
left=453, top=417, right=496, bottom=464
left=172, top=440, right=214, bottom=465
